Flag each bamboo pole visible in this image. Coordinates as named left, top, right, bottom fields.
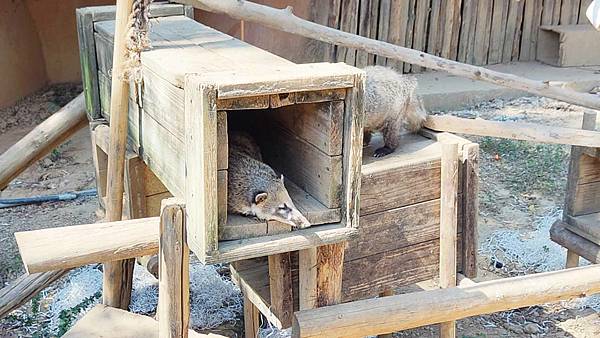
left=103, top=0, right=135, bottom=309
left=0, top=93, right=86, bottom=191
left=292, top=265, right=600, bottom=338
left=175, top=0, right=600, bottom=110
left=439, top=143, right=458, bottom=338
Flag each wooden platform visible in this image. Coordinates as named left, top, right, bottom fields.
left=63, top=305, right=225, bottom=338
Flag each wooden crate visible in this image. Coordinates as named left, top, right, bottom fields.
left=77, top=6, right=365, bottom=264
left=231, top=131, right=479, bottom=328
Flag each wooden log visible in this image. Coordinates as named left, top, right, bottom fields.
left=176, top=0, right=600, bottom=109
left=439, top=143, right=458, bottom=338
left=292, top=265, right=600, bottom=338
left=0, top=270, right=68, bottom=319
left=268, top=253, right=294, bottom=328
left=550, top=220, right=600, bottom=264
left=158, top=199, right=190, bottom=338
left=103, top=0, right=135, bottom=310
left=15, top=217, right=160, bottom=274
left=424, top=115, right=600, bottom=147
left=0, top=93, right=87, bottom=191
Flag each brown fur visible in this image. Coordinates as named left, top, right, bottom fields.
left=364, top=66, right=428, bottom=157
left=227, top=131, right=310, bottom=229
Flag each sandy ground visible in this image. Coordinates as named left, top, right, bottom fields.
left=1, top=85, right=600, bottom=337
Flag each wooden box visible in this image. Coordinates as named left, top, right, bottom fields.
left=77, top=5, right=365, bottom=264
left=231, top=131, right=479, bottom=328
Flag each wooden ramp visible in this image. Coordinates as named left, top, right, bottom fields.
left=63, top=304, right=226, bottom=338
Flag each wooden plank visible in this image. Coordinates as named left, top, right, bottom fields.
left=91, top=123, right=109, bottom=208
left=270, top=92, right=296, bottom=108
left=440, top=0, right=461, bottom=60
left=76, top=9, right=101, bottom=119
left=294, top=264, right=600, bottom=338
left=561, top=0, right=582, bottom=24
left=15, top=217, right=160, bottom=274
left=207, top=224, right=356, bottom=264
left=488, top=0, right=509, bottom=64
left=268, top=253, right=294, bottom=328
left=542, top=0, right=557, bottom=25
left=315, top=243, right=345, bottom=306
left=439, top=142, right=459, bottom=338
left=458, top=0, right=477, bottom=63
left=243, top=296, right=261, bottom=338
left=217, top=95, right=270, bottom=110
left=63, top=304, right=220, bottom=338
left=565, top=212, right=600, bottom=245
left=503, top=0, right=525, bottom=62
left=342, top=78, right=365, bottom=229
left=219, top=214, right=267, bottom=241
left=427, top=0, right=443, bottom=57
left=550, top=220, right=600, bottom=264
left=125, top=156, right=148, bottom=219
left=553, top=0, right=563, bottom=23
left=158, top=199, right=189, bottom=338
left=474, top=0, right=493, bottom=65
left=403, top=0, right=417, bottom=73
left=376, top=0, right=392, bottom=66
left=387, top=0, right=411, bottom=71
left=564, top=112, right=597, bottom=217
left=298, top=247, right=318, bottom=310
left=530, top=0, right=545, bottom=60
left=257, top=123, right=343, bottom=209
left=146, top=192, right=176, bottom=217
left=461, top=143, right=479, bottom=278
left=88, top=3, right=185, bottom=22
left=184, top=78, right=219, bottom=259
left=356, top=0, right=373, bottom=67
left=294, top=88, right=347, bottom=104
left=342, top=236, right=464, bottom=301
left=424, top=115, right=600, bottom=148
left=572, top=182, right=600, bottom=215
left=578, top=154, right=600, bottom=184
left=285, top=180, right=342, bottom=225
left=266, top=101, right=344, bottom=156
left=411, top=0, right=431, bottom=72
left=94, top=31, right=113, bottom=76
left=336, top=0, right=360, bottom=65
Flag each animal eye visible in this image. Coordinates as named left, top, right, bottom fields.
left=278, top=204, right=289, bottom=211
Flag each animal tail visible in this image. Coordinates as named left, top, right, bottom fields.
left=403, top=77, right=428, bottom=132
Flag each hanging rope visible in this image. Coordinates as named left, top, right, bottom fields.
left=123, top=0, right=154, bottom=82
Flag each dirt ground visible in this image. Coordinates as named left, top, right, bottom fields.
left=1, top=86, right=600, bottom=337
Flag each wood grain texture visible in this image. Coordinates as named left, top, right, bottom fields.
left=473, top=0, right=493, bottom=65
left=461, top=143, right=479, bottom=278
left=387, top=0, right=410, bottom=71
left=503, top=0, right=525, bottom=62
left=184, top=78, right=219, bottom=259
left=268, top=253, right=294, bottom=328
left=298, top=247, right=318, bottom=310
left=488, top=0, right=509, bottom=64
left=15, top=217, right=160, bottom=274
left=316, top=243, right=346, bottom=306
left=458, top=0, right=477, bottom=63
left=76, top=9, right=101, bottom=119
left=243, top=296, right=261, bottom=338
left=293, top=264, right=600, bottom=338
left=550, top=220, right=600, bottom=264
left=158, top=199, right=189, bottom=338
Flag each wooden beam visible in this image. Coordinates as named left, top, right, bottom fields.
left=424, top=115, right=600, bottom=147
left=158, top=199, right=190, bottom=338
left=439, top=143, right=458, bottom=338
left=243, top=295, right=261, bottom=338
left=550, top=220, right=600, bottom=264
left=268, top=253, right=294, bottom=328
left=0, top=93, right=87, bottom=191
left=175, top=0, right=600, bottom=110
left=103, top=0, right=135, bottom=310
left=292, top=265, right=600, bottom=338
left=0, top=270, right=68, bottom=319
left=298, top=248, right=318, bottom=310
left=15, top=217, right=159, bottom=274
left=461, top=143, right=479, bottom=278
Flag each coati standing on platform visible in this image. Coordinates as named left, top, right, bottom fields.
left=364, top=66, right=428, bottom=157
left=227, top=131, right=311, bottom=230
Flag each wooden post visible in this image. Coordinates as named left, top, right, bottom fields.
left=298, top=243, right=345, bottom=312
left=243, top=295, right=261, bottom=338
left=103, top=0, right=135, bottom=309
left=439, top=143, right=459, bottom=338
left=461, top=143, right=479, bottom=278
left=176, top=0, right=600, bottom=110
left=268, top=253, right=294, bottom=328
left=158, top=198, right=190, bottom=338
left=298, top=248, right=318, bottom=310
left=563, top=111, right=598, bottom=268
left=0, top=93, right=86, bottom=191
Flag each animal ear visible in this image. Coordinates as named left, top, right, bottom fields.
left=254, top=192, right=268, bottom=204
left=280, top=175, right=284, bottom=183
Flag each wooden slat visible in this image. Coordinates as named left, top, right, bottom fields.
left=411, top=0, right=431, bottom=72
left=461, top=143, right=479, bottom=278
left=403, top=0, right=417, bottom=73
left=298, top=247, right=318, bottom=310
left=76, top=8, right=101, bottom=119
left=458, top=0, right=477, bottom=63
left=243, top=296, right=261, bottom=338
left=376, top=0, right=392, bottom=66
left=503, top=0, right=525, bottom=62
left=258, top=123, right=342, bottom=209
left=565, top=212, right=600, bottom=245
left=550, top=220, right=600, bottom=264
left=336, top=0, right=360, bottom=65
left=268, top=253, right=294, bottom=328
left=356, top=0, right=373, bottom=67
left=268, top=101, right=344, bottom=156
left=184, top=78, right=219, bottom=259
left=427, top=0, right=443, bottom=57
left=488, top=0, right=509, bottom=64
left=15, top=217, right=160, bottom=274
left=388, top=0, right=411, bottom=71
left=473, top=0, right=493, bottom=65
left=315, top=243, right=346, bottom=306
left=561, top=0, right=582, bottom=24
left=441, top=0, right=461, bottom=60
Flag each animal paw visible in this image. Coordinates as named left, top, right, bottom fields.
left=374, top=146, right=394, bottom=157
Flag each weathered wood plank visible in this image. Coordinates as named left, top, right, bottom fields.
left=427, top=0, right=443, bottom=58
left=387, top=0, right=411, bottom=71
left=268, top=253, right=294, bottom=328
left=76, top=9, right=101, bottom=119
left=474, top=0, right=493, bottom=65
left=403, top=0, right=417, bottom=73
left=411, top=0, right=431, bottom=72
left=458, top=0, right=477, bottom=63
left=266, top=101, right=344, bottom=156
left=376, top=0, right=392, bottom=66
left=461, top=143, right=479, bottom=278
left=488, top=0, right=509, bottom=64
left=441, top=0, right=461, bottom=60
left=503, top=0, right=525, bottom=62
left=336, top=0, right=360, bottom=65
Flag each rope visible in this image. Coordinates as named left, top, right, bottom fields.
left=123, top=0, right=154, bottom=82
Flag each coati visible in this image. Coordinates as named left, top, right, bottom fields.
left=227, top=131, right=311, bottom=230
left=364, top=66, right=428, bottom=157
